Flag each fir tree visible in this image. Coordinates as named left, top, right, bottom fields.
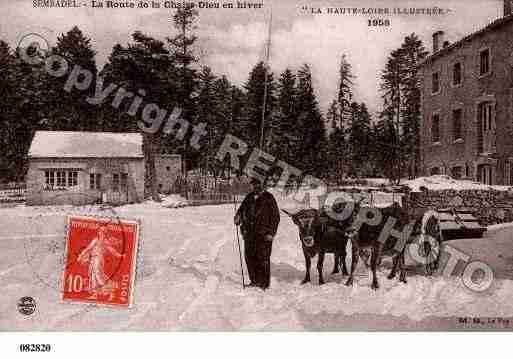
left=379, top=33, right=427, bottom=181
left=167, top=6, right=199, bottom=176
left=46, top=26, right=98, bottom=131
left=296, top=64, right=327, bottom=177
left=101, top=31, right=177, bottom=200
left=243, top=61, right=276, bottom=150
left=275, top=68, right=298, bottom=166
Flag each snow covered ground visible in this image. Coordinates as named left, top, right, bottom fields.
left=2, top=190, right=513, bottom=330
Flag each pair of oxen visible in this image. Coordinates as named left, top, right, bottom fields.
left=282, top=201, right=415, bottom=290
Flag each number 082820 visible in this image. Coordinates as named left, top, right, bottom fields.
left=19, top=344, right=51, bottom=352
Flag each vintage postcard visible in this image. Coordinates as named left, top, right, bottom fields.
left=2, top=0, right=513, bottom=341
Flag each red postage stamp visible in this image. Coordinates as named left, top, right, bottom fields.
left=62, top=215, right=140, bottom=308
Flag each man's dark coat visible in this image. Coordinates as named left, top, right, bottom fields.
left=237, top=190, right=280, bottom=241
left=236, top=190, right=280, bottom=288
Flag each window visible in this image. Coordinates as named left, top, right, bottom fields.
left=453, top=62, right=462, bottom=86
left=89, top=173, right=102, bottom=190
left=465, top=164, right=471, bottom=178
left=120, top=173, right=128, bottom=190
left=432, top=114, right=441, bottom=143
left=432, top=72, right=440, bottom=94
left=478, top=102, right=495, bottom=154
left=45, top=171, right=55, bottom=188
left=68, top=171, right=78, bottom=187
left=112, top=173, right=120, bottom=191
left=112, top=173, right=128, bottom=192
left=166, top=166, right=171, bottom=171
left=452, top=166, right=463, bottom=179
left=44, top=170, right=78, bottom=190
left=56, top=171, right=66, bottom=187
left=479, top=48, right=490, bottom=76
left=452, top=109, right=463, bottom=140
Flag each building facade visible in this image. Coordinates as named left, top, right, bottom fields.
left=154, top=154, right=182, bottom=194
left=26, top=131, right=145, bottom=205
left=419, top=2, right=513, bottom=185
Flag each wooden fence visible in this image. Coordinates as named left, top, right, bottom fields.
left=172, top=176, right=252, bottom=206
left=0, top=183, right=27, bottom=203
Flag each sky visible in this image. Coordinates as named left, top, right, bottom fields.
left=0, top=0, right=505, bottom=116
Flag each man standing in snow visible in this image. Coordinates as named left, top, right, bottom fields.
left=234, top=177, right=280, bottom=290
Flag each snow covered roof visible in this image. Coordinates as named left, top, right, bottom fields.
left=28, top=131, right=143, bottom=159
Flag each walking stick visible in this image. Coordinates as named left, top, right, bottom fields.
left=234, top=194, right=246, bottom=289
left=235, top=225, right=246, bottom=289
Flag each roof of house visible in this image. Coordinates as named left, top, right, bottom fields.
left=28, top=131, right=144, bottom=159
left=420, top=14, right=513, bottom=66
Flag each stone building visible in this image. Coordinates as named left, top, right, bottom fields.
left=154, top=154, right=182, bottom=194
left=26, top=131, right=145, bottom=205
left=419, top=1, right=513, bottom=185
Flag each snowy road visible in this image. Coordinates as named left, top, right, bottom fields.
left=2, top=195, right=513, bottom=330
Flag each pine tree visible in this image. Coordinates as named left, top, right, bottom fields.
left=46, top=26, right=98, bottom=131
left=379, top=33, right=427, bottom=181
left=400, top=34, right=428, bottom=178
left=275, top=68, right=298, bottom=166
left=348, top=102, right=372, bottom=177
left=325, top=53, right=355, bottom=182
left=296, top=64, right=327, bottom=177
left=101, top=31, right=177, bottom=200
left=212, top=75, right=234, bottom=178
left=2, top=41, right=50, bottom=180
left=243, top=61, right=276, bottom=150
left=195, top=66, right=217, bottom=175
left=326, top=100, right=345, bottom=183
left=167, top=7, right=199, bottom=176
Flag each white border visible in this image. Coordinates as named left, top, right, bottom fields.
left=3, top=333, right=513, bottom=359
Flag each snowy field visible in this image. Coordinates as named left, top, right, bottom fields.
left=2, top=190, right=513, bottom=330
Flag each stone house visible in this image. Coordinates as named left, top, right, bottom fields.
left=419, top=1, right=513, bottom=185
left=26, top=131, right=145, bottom=205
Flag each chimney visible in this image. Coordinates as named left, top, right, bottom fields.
left=505, top=0, right=512, bottom=16
left=433, top=31, right=445, bottom=53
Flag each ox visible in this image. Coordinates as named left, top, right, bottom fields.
left=282, top=208, right=349, bottom=285
left=342, top=202, right=411, bottom=290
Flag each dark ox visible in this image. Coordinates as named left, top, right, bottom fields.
left=283, top=208, right=349, bottom=285
left=340, top=202, right=411, bottom=290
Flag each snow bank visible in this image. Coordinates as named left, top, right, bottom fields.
left=158, top=194, right=188, bottom=208
left=404, top=175, right=513, bottom=192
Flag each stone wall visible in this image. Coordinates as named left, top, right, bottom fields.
left=405, top=189, right=513, bottom=225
